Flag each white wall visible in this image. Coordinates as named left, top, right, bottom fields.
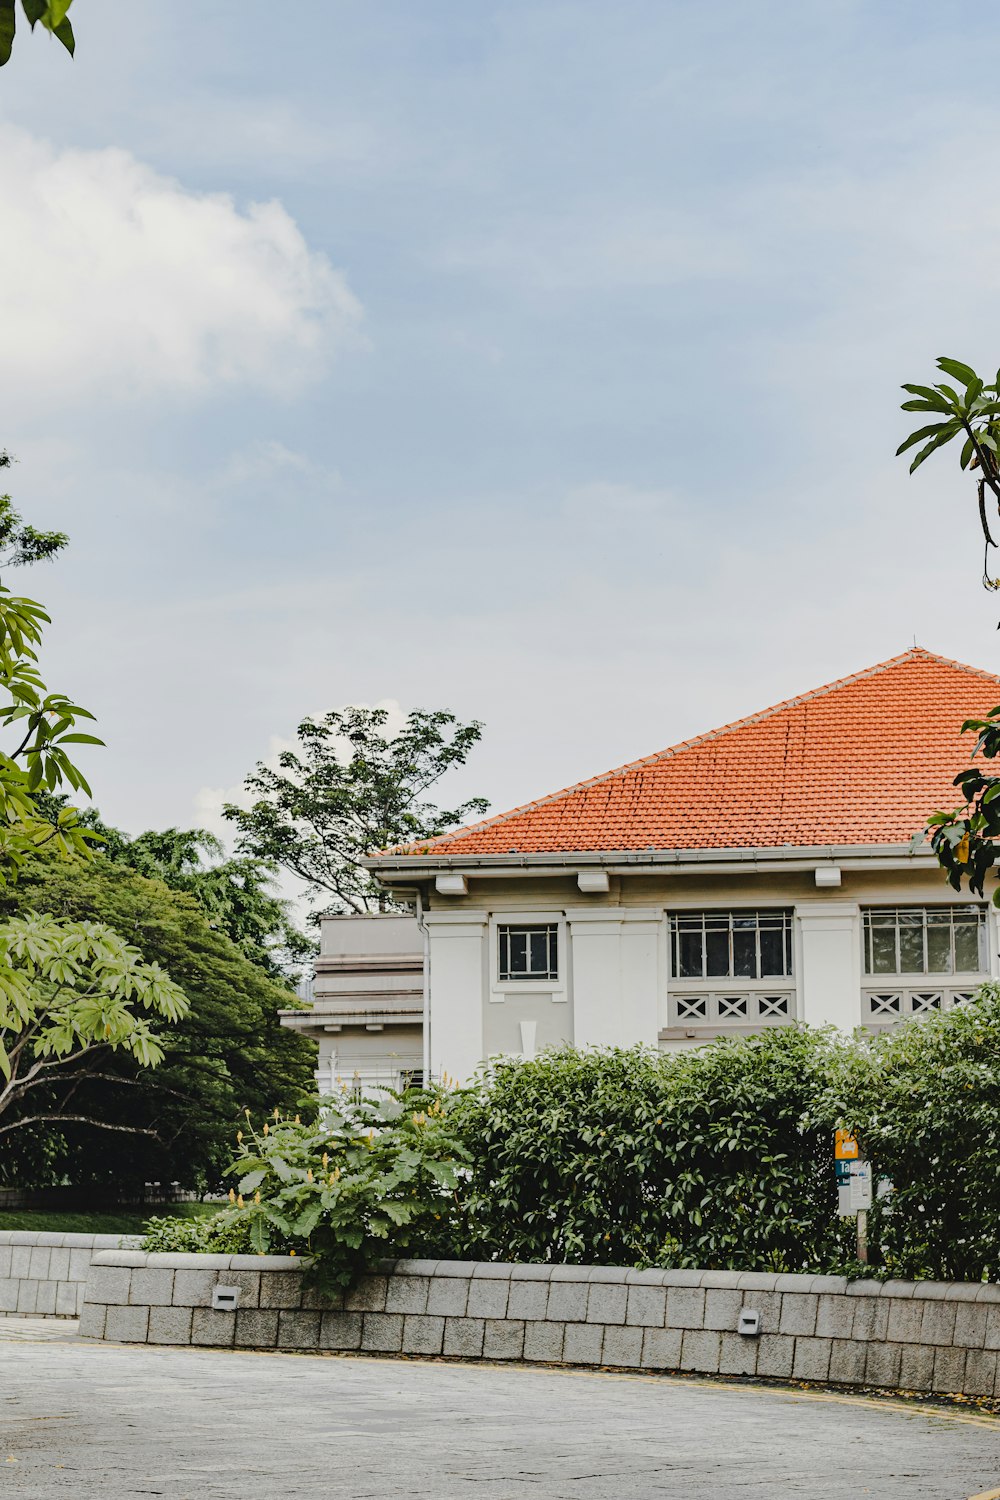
left=795, top=901, right=862, bottom=1029
left=568, top=910, right=660, bottom=1049
left=425, top=912, right=487, bottom=1083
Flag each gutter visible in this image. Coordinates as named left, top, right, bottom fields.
left=362, top=841, right=939, bottom=880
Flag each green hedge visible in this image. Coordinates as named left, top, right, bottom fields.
left=144, top=988, right=1000, bottom=1283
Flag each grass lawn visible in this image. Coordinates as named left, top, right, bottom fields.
left=0, top=1202, right=221, bottom=1237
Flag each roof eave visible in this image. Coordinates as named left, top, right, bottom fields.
left=364, top=842, right=941, bottom=880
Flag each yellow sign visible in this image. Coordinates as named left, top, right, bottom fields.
left=835, top=1129, right=859, bottom=1161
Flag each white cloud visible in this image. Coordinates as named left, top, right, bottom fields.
left=0, top=126, right=363, bottom=406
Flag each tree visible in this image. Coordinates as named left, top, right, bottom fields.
left=897, top=359, right=1000, bottom=898
left=77, top=814, right=312, bottom=977
left=0, top=455, right=69, bottom=569
left=0, top=909, right=189, bottom=1138
left=0, top=849, right=317, bottom=1191
left=223, top=706, right=488, bottom=915
left=897, top=356, right=1000, bottom=591
left=0, top=1, right=74, bottom=67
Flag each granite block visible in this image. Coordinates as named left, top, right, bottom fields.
left=483, top=1318, right=525, bottom=1360
left=87, top=1265, right=132, bottom=1306
left=679, top=1330, right=721, bottom=1373
left=792, top=1337, right=831, bottom=1381
left=129, top=1269, right=175, bottom=1307
left=443, top=1317, right=485, bottom=1357
left=965, top=1349, right=999, bottom=1398
left=815, top=1294, right=856, bottom=1340
left=546, top=1282, right=589, bottom=1323
left=427, top=1277, right=470, bottom=1317
left=385, top=1276, right=430, bottom=1315
left=640, top=1327, right=683, bottom=1369
left=586, top=1283, right=627, bottom=1325
left=344, top=1275, right=389, bottom=1313
left=318, top=1311, right=362, bottom=1350
left=277, top=1310, right=321, bottom=1348
left=105, top=1305, right=151, bottom=1344
left=718, top=1332, right=758, bottom=1376
left=865, top=1343, right=902, bottom=1388
left=259, top=1272, right=303, bottom=1310
left=755, top=1335, right=794, bottom=1379
left=919, top=1301, right=957, bottom=1347
left=147, top=1307, right=194, bottom=1345
left=401, top=1315, right=445, bottom=1355
left=236, top=1310, right=280, bottom=1347
left=703, top=1289, right=743, bottom=1332
left=828, top=1339, right=867, bottom=1385
left=467, top=1278, right=509, bottom=1319
left=506, top=1280, right=549, bottom=1321
left=360, top=1312, right=404, bottom=1352
left=77, top=1302, right=107, bottom=1339
left=666, top=1287, right=705, bottom=1329
left=562, top=1322, right=604, bottom=1365
left=886, top=1301, right=924, bottom=1344
left=954, top=1303, right=989, bottom=1349
left=931, top=1347, right=967, bottom=1394
left=523, top=1321, right=565, bottom=1362
left=191, top=1308, right=236, bottom=1347
left=602, top=1325, right=644, bottom=1367
left=625, top=1285, right=667, bottom=1327
left=778, top=1295, right=817, bottom=1336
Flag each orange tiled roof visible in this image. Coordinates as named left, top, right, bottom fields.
left=404, top=649, right=1000, bottom=857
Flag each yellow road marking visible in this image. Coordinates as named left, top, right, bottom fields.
left=967, top=1489, right=1000, bottom=1499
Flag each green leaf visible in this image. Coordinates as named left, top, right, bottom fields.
left=937, top=356, right=980, bottom=389
left=895, top=422, right=954, bottom=457
left=0, top=0, right=14, bottom=64
left=910, top=426, right=960, bottom=473
left=50, top=13, right=71, bottom=53
left=20, top=0, right=45, bottom=25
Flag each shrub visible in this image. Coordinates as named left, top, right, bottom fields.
left=834, top=983, right=1000, bottom=1282
left=142, top=1211, right=253, bottom=1256
left=453, top=1029, right=849, bottom=1272
left=164, top=1087, right=470, bottom=1291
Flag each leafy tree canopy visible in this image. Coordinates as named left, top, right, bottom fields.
left=223, top=706, right=488, bottom=915
left=0, top=455, right=69, bottom=569
left=0, top=848, right=317, bottom=1191
left=0, top=0, right=74, bottom=67
left=72, top=811, right=312, bottom=977
left=898, top=359, right=1000, bottom=899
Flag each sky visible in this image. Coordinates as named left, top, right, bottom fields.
left=2, top=0, right=1000, bottom=854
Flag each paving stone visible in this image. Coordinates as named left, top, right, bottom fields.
left=792, top=1337, right=832, bottom=1381
left=483, top=1318, right=525, bottom=1360
left=318, top=1311, right=362, bottom=1350
left=147, top=1307, right=194, bottom=1345
left=523, top=1321, right=565, bottom=1363
left=191, top=1309, right=236, bottom=1347
left=602, top=1325, right=644, bottom=1367
left=865, top=1343, right=902, bottom=1388
left=361, top=1312, right=404, bottom=1352
left=467, top=1279, right=509, bottom=1319
left=828, top=1339, right=867, bottom=1385
left=562, top=1322, right=604, bottom=1365
left=129, top=1269, right=175, bottom=1307
left=815, top=1294, right=855, bottom=1340
left=718, top=1332, right=757, bottom=1376
left=626, top=1285, right=667, bottom=1327
left=236, top=1310, right=280, bottom=1347
left=640, top=1327, right=683, bottom=1369
left=442, top=1318, right=485, bottom=1357
left=931, top=1347, right=967, bottom=1394
left=586, top=1283, right=627, bottom=1325
left=778, top=1295, right=817, bottom=1336
left=105, top=1306, right=150, bottom=1344
left=427, top=1278, right=469, bottom=1317
left=546, top=1282, right=589, bottom=1322
left=703, top=1289, right=743, bottom=1332
left=401, top=1315, right=445, bottom=1355
left=679, top=1330, right=721, bottom=1373
left=755, top=1335, right=794, bottom=1379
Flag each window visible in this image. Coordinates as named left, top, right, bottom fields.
left=669, top=910, right=793, bottom=980
left=862, top=906, right=987, bottom=976
left=498, top=923, right=558, bottom=982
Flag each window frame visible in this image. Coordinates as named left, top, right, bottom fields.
left=490, top=913, right=567, bottom=1000
left=861, top=904, right=988, bottom=978
left=668, top=908, right=795, bottom=983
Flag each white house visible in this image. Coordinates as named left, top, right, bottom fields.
left=364, top=649, right=1000, bottom=1083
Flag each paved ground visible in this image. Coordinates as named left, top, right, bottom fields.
left=3, top=1319, right=1000, bottom=1498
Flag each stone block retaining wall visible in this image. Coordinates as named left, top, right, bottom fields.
left=0, top=1231, right=140, bottom=1317
left=80, top=1252, right=1000, bottom=1399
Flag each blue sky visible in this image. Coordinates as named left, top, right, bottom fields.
left=2, top=1, right=1000, bottom=847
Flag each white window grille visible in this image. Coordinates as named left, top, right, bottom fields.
left=862, top=905, right=987, bottom=976
left=669, top=909, right=793, bottom=980
left=498, top=923, right=558, bottom=983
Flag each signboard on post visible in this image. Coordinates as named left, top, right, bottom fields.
left=834, top=1129, right=859, bottom=1161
